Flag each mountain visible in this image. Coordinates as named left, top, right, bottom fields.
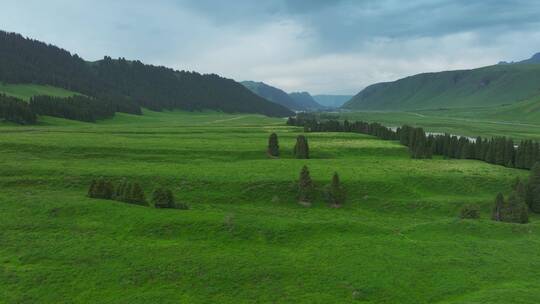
left=499, top=52, right=540, bottom=65
left=343, top=63, right=540, bottom=111
left=241, top=81, right=304, bottom=111
left=0, top=30, right=293, bottom=118
left=312, top=95, right=353, bottom=108
left=518, top=52, right=540, bottom=64
left=288, top=92, right=325, bottom=110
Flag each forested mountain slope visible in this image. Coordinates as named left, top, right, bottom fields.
left=0, top=30, right=292, bottom=119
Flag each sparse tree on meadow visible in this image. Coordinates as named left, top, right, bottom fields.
left=492, top=193, right=504, bottom=221
left=298, top=165, right=313, bottom=205
left=294, top=135, right=309, bottom=159
left=267, top=133, right=280, bottom=157
left=527, top=162, right=540, bottom=213
left=326, top=172, right=346, bottom=207
left=128, top=182, right=146, bottom=205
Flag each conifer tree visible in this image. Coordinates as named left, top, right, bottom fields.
left=294, top=135, right=309, bottom=159
left=298, top=165, right=313, bottom=205
left=505, top=192, right=529, bottom=224
left=326, top=172, right=346, bottom=207
left=527, top=162, right=540, bottom=212
left=129, top=183, right=146, bottom=205
left=492, top=193, right=504, bottom=221
left=87, top=179, right=97, bottom=197
left=152, top=188, right=175, bottom=208
left=267, top=133, right=280, bottom=157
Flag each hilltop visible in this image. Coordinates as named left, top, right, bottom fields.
left=344, top=58, right=540, bottom=111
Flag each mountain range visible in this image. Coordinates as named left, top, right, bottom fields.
left=241, top=81, right=326, bottom=111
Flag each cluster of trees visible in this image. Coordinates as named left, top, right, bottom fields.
left=267, top=133, right=310, bottom=159
left=87, top=178, right=187, bottom=209
left=490, top=163, right=540, bottom=224
left=287, top=115, right=397, bottom=140
left=287, top=116, right=540, bottom=170
left=492, top=183, right=529, bottom=224
left=0, top=31, right=292, bottom=121
left=29, top=95, right=134, bottom=122
left=297, top=165, right=346, bottom=207
left=0, top=94, right=36, bottom=124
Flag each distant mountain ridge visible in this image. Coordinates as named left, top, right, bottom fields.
left=241, top=81, right=305, bottom=111
left=499, top=52, right=540, bottom=65
left=312, top=95, right=353, bottom=108
left=344, top=57, right=540, bottom=111
left=0, top=30, right=293, bottom=118
left=288, top=91, right=325, bottom=110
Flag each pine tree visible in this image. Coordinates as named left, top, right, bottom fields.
left=326, top=172, right=346, bottom=207
left=103, top=180, right=114, bottom=200
left=505, top=192, right=529, bottom=224
left=298, top=165, right=313, bottom=205
left=152, top=188, right=175, bottom=208
left=267, top=133, right=279, bottom=157
left=294, top=135, right=309, bottom=159
left=129, top=183, right=146, bottom=205
left=527, top=162, right=540, bottom=212
left=492, top=193, right=504, bottom=221
left=87, top=179, right=97, bottom=197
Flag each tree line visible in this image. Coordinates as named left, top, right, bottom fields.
left=88, top=178, right=188, bottom=209
left=287, top=115, right=540, bottom=169
left=0, top=30, right=293, bottom=120
left=0, top=93, right=141, bottom=123
left=0, top=94, right=36, bottom=124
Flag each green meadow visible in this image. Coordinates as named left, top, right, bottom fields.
left=0, top=83, right=80, bottom=101
left=1, top=110, right=540, bottom=303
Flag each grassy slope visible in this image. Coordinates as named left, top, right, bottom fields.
left=1, top=111, right=540, bottom=303
left=344, top=64, right=540, bottom=111
left=0, top=83, right=80, bottom=101
left=339, top=106, right=540, bottom=140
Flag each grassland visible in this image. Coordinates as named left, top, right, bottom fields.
left=1, top=110, right=540, bottom=303
left=0, top=83, right=80, bottom=101
left=339, top=107, right=540, bottom=140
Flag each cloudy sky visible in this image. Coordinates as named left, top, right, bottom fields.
left=2, top=0, right=540, bottom=94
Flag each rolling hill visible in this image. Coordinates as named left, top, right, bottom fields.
left=241, top=81, right=304, bottom=111
left=344, top=60, right=540, bottom=111
left=0, top=30, right=293, bottom=118
left=288, top=91, right=325, bottom=110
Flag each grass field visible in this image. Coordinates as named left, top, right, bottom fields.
left=339, top=108, right=540, bottom=140
left=0, top=83, right=80, bottom=101
left=1, top=110, right=540, bottom=303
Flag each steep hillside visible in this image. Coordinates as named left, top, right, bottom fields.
left=344, top=63, right=540, bottom=111
left=289, top=91, right=325, bottom=110
left=241, top=81, right=304, bottom=111
left=0, top=30, right=292, bottom=118
left=313, top=94, right=353, bottom=107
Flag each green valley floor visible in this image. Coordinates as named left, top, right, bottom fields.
left=1, top=110, right=539, bottom=303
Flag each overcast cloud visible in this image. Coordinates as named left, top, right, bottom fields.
left=2, top=0, right=540, bottom=94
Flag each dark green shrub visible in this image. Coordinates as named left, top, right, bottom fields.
left=325, top=172, right=346, bottom=207
left=298, top=165, right=313, bottom=205
left=267, top=133, right=279, bottom=157
left=294, top=135, right=309, bottom=159
left=152, top=188, right=176, bottom=209
left=460, top=204, right=480, bottom=219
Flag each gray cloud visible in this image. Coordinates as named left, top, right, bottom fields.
left=1, top=0, right=540, bottom=94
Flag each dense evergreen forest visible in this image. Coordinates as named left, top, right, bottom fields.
left=287, top=114, right=540, bottom=170
left=0, top=30, right=292, bottom=123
